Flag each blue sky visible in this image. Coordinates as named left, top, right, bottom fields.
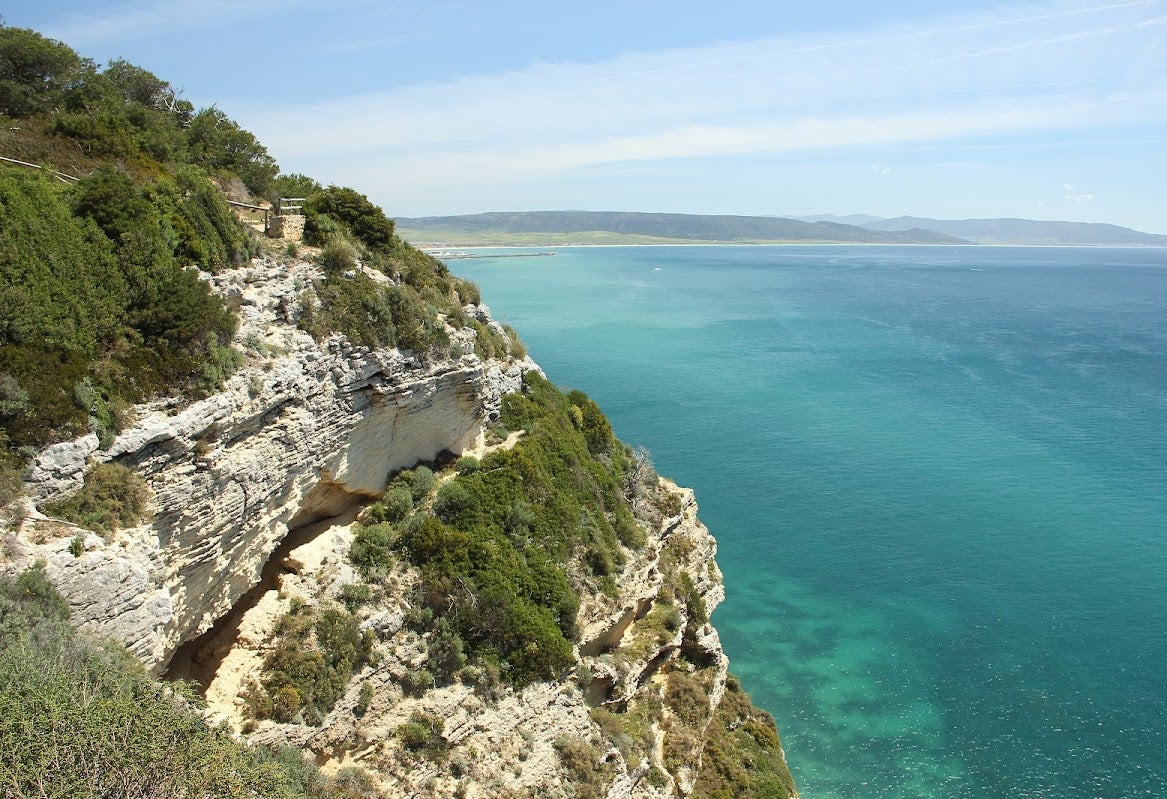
left=5, top=0, right=1166, bottom=231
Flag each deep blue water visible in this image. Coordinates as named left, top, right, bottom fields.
left=452, top=246, right=1167, bottom=799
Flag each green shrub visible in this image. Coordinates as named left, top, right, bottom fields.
left=396, top=711, right=447, bottom=760
left=198, top=334, right=244, bottom=394
left=338, top=582, right=372, bottom=611
left=303, top=186, right=395, bottom=256
left=355, top=682, right=374, bottom=717
left=553, top=736, right=613, bottom=799
left=0, top=455, right=24, bottom=508
left=426, top=617, right=467, bottom=683
left=432, top=479, right=475, bottom=525
left=454, top=278, right=481, bottom=306
left=0, top=565, right=295, bottom=797
left=270, top=173, right=322, bottom=205
left=454, top=455, right=481, bottom=474
left=42, top=462, right=149, bottom=535
left=368, top=484, right=413, bottom=523
left=0, top=27, right=88, bottom=117
left=503, top=324, right=526, bottom=359
left=317, top=232, right=360, bottom=273
left=348, top=522, right=396, bottom=582
left=471, top=320, right=507, bottom=360
left=246, top=603, right=375, bottom=724
left=408, top=466, right=435, bottom=502
left=690, top=673, right=797, bottom=799
left=399, top=668, right=434, bottom=696
left=0, top=168, right=123, bottom=356
left=0, top=165, right=241, bottom=453
left=299, top=271, right=396, bottom=349
left=567, top=390, right=615, bottom=455
left=665, top=670, right=711, bottom=727
left=386, top=284, right=450, bottom=356
left=385, top=374, right=653, bottom=687
left=185, top=107, right=278, bottom=197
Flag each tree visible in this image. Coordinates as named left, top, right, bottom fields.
left=0, top=26, right=88, bottom=117
left=104, top=58, right=171, bottom=108
left=304, top=186, right=395, bottom=253
left=186, top=107, right=278, bottom=197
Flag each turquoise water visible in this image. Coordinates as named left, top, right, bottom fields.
left=452, top=246, right=1167, bottom=798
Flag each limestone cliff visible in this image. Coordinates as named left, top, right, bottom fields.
left=1, top=252, right=795, bottom=798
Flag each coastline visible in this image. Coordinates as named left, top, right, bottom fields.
left=417, top=241, right=1167, bottom=251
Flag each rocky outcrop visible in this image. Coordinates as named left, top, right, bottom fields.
left=210, top=478, right=730, bottom=799
left=2, top=253, right=795, bottom=797
left=4, top=256, right=533, bottom=671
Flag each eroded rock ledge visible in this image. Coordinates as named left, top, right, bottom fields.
left=2, top=253, right=796, bottom=798
left=4, top=255, right=532, bottom=670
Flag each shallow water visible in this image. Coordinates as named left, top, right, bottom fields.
left=454, top=245, right=1167, bottom=798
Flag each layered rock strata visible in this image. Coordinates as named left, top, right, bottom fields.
left=2, top=253, right=795, bottom=797
left=5, top=256, right=528, bottom=670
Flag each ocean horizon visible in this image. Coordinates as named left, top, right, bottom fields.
left=453, top=244, right=1167, bottom=799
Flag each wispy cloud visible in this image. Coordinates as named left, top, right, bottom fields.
left=43, top=0, right=316, bottom=46
left=248, top=1, right=1158, bottom=173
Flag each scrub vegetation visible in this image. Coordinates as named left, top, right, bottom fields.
left=0, top=23, right=516, bottom=477
left=339, top=372, right=645, bottom=688
left=1, top=22, right=795, bottom=798
left=0, top=564, right=378, bottom=798
left=243, top=600, right=377, bottom=725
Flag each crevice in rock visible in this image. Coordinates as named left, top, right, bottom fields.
left=579, top=596, right=653, bottom=657
left=162, top=496, right=363, bottom=692
left=635, top=646, right=678, bottom=689
left=584, top=675, right=616, bottom=708
left=679, top=640, right=718, bottom=670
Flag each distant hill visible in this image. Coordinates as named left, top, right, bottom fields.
left=790, top=213, right=887, bottom=226
left=864, top=216, right=1167, bottom=246
left=395, top=211, right=970, bottom=246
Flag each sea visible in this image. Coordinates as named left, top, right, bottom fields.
left=450, top=245, right=1167, bottom=799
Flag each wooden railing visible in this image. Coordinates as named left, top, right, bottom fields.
left=225, top=199, right=270, bottom=228
left=0, top=154, right=79, bottom=183
left=275, top=197, right=306, bottom=216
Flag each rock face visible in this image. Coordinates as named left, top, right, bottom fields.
left=6, top=256, right=531, bottom=670
left=2, top=253, right=796, bottom=798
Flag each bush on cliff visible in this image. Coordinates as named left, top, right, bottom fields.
left=355, top=373, right=644, bottom=688
left=244, top=601, right=376, bottom=725
left=41, top=462, right=150, bottom=535
left=298, top=270, right=451, bottom=357
left=0, top=166, right=243, bottom=453
left=0, top=563, right=377, bottom=798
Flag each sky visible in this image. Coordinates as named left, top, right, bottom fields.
left=5, top=0, right=1166, bottom=231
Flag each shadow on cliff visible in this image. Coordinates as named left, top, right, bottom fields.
left=162, top=499, right=363, bottom=692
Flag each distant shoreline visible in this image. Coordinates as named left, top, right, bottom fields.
left=397, top=211, right=1167, bottom=248
left=419, top=241, right=1167, bottom=251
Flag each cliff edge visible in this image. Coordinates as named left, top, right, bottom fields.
left=2, top=249, right=795, bottom=798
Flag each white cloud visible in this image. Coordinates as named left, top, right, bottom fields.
left=43, top=0, right=318, bottom=46
left=1065, top=193, right=1096, bottom=202
left=872, top=164, right=893, bottom=176
left=221, top=0, right=1165, bottom=213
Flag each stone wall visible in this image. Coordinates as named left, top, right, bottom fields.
left=266, top=213, right=305, bottom=242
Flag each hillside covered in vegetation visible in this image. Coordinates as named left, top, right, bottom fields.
left=0, top=24, right=478, bottom=489
left=0, top=24, right=796, bottom=798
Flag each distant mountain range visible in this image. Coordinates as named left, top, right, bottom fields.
left=860, top=216, right=1167, bottom=246
left=396, top=210, right=1167, bottom=247
left=396, top=211, right=968, bottom=246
